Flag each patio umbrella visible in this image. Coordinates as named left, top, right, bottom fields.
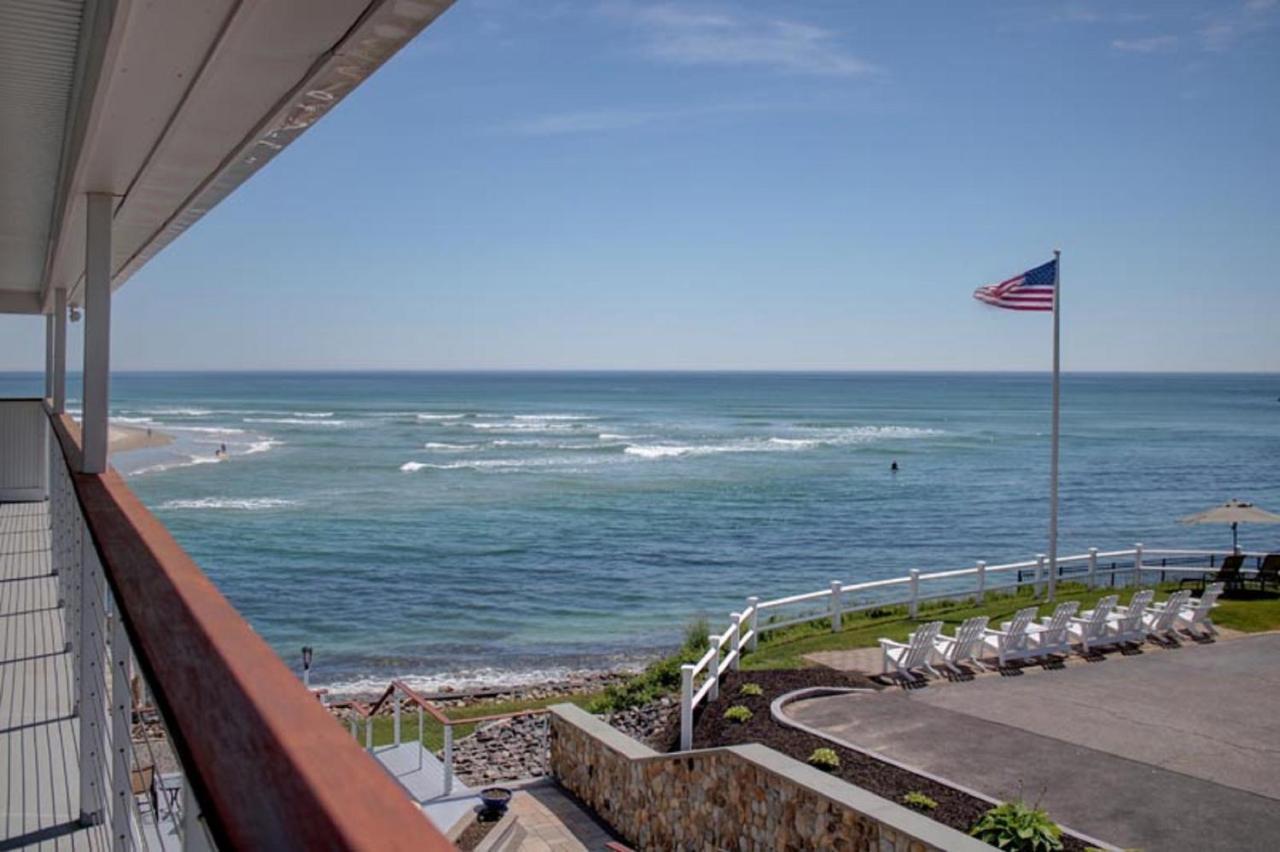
left=1179, top=499, right=1280, bottom=550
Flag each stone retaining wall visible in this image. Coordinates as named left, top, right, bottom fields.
left=547, top=704, right=990, bottom=851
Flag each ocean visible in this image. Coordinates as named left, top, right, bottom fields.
left=2, top=371, right=1276, bottom=693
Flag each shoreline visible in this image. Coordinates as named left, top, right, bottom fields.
left=333, top=668, right=636, bottom=706
left=109, top=422, right=174, bottom=455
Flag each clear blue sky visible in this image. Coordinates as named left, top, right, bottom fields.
left=4, top=0, right=1278, bottom=372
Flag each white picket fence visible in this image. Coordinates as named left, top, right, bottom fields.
left=677, top=543, right=1264, bottom=749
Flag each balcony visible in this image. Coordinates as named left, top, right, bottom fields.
left=0, top=398, right=454, bottom=850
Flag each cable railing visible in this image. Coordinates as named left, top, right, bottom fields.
left=677, top=542, right=1261, bottom=749
left=36, top=404, right=454, bottom=850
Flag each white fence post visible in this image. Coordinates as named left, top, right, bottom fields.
left=746, top=596, right=760, bottom=651
left=729, top=613, right=742, bottom=670
left=976, top=560, right=987, bottom=603
left=443, top=724, right=454, bottom=795
left=1134, top=543, right=1144, bottom=587
left=706, top=634, right=720, bottom=701
left=908, top=569, right=920, bottom=619
left=679, top=665, right=694, bottom=750
left=829, top=581, right=843, bottom=632
left=1088, top=547, right=1098, bottom=589
left=393, top=697, right=401, bottom=746
left=1035, top=554, right=1046, bottom=597
left=364, top=716, right=372, bottom=751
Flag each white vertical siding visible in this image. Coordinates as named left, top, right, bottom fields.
left=0, top=400, right=48, bottom=501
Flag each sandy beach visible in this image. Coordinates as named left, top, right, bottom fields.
left=108, top=423, right=173, bottom=455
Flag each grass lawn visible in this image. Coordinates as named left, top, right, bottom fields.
left=740, top=581, right=1280, bottom=670
left=364, top=691, right=604, bottom=752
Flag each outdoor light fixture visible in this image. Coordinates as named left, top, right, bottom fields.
left=301, top=645, right=313, bottom=688
left=69, top=306, right=81, bottom=322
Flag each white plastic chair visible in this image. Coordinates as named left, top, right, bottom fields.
left=1067, top=595, right=1118, bottom=653
left=1142, top=590, right=1191, bottom=641
left=933, top=616, right=990, bottom=673
left=1176, top=583, right=1224, bottom=638
left=981, top=606, right=1040, bottom=666
left=880, top=621, right=944, bottom=681
left=1104, top=589, right=1154, bottom=646
left=1028, top=600, right=1080, bottom=657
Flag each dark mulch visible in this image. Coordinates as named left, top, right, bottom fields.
left=690, top=669, right=1091, bottom=851
left=453, top=811, right=499, bottom=851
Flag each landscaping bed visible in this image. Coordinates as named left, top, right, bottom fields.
left=690, top=669, right=1091, bottom=851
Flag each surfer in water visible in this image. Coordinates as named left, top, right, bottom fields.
left=890, top=460, right=899, bottom=473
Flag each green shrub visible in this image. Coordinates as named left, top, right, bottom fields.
left=723, top=705, right=753, bottom=724
left=739, top=682, right=764, bottom=697
left=588, top=618, right=709, bottom=714
left=970, top=800, right=1063, bottom=851
left=901, top=791, right=937, bottom=811
left=806, top=747, right=840, bottom=771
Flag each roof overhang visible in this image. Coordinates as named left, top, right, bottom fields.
left=0, top=0, right=454, bottom=316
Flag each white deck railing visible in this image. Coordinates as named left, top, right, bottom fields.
left=678, top=544, right=1262, bottom=749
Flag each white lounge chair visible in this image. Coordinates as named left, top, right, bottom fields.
left=933, top=616, right=990, bottom=673
left=1067, top=595, right=1118, bottom=653
left=1175, top=583, right=1224, bottom=639
left=1142, top=590, right=1191, bottom=641
left=880, top=621, right=943, bottom=681
left=980, top=606, right=1041, bottom=666
left=1103, top=589, right=1154, bottom=646
left=1028, top=601, right=1080, bottom=657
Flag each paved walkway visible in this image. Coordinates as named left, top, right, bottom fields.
left=504, top=780, right=621, bottom=851
left=787, top=632, right=1280, bottom=851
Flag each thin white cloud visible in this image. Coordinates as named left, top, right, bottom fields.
left=503, top=101, right=771, bottom=136
left=1199, top=0, right=1277, bottom=51
left=1111, top=35, right=1179, bottom=53
left=599, top=1, right=877, bottom=77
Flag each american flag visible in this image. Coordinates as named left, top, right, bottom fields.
left=973, top=259, right=1057, bottom=312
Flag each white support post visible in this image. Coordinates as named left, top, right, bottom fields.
left=442, top=724, right=454, bottom=795
left=1088, top=547, right=1098, bottom=589
left=364, top=716, right=372, bottom=751
left=82, top=194, right=112, bottom=474
left=45, top=314, right=55, bottom=401
left=393, top=697, right=402, bottom=746
left=78, top=540, right=104, bottom=826
left=706, top=634, right=720, bottom=701
left=829, top=581, right=843, bottom=632
left=746, top=596, right=760, bottom=651
left=53, top=288, right=68, bottom=413
left=976, top=561, right=987, bottom=603
left=417, top=707, right=424, bottom=771
left=1035, top=554, right=1046, bottom=597
left=908, top=569, right=920, bottom=619
left=1134, top=543, right=1144, bottom=587
left=109, top=604, right=131, bottom=852
left=181, top=778, right=216, bottom=852
left=679, top=665, right=694, bottom=751
left=729, top=613, right=742, bottom=670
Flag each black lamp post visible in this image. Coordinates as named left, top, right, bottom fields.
left=301, top=645, right=313, bottom=688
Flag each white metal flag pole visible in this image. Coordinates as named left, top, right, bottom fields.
left=1047, top=249, right=1061, bottom=599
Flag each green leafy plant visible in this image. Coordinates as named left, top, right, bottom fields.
left=970, top=800, right=1063, bottom=851
left=806, top=747, right=840, bottom=771
left=723, top=705, right=753, bottom=724
left=901, top=791, right=937, bottom=811
left=739, top=682, right=764, bottom=697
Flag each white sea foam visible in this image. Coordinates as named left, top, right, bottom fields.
left=469, top=421, right=580, bottom=432
left=400, top=461, right=429, bottom=472
left=158, top=497, right=297, bottom=511
left=319, top=664, right=643, bottom=698
left=624, top=444, right=699, bottom=459
left=131, top=455, right=223, bottom=476
left=243, top=417, right=347, bottom=426
left=144, top=407, right=212, bottom=416
left=767, top=437, right=820, bottom=448
left=598, top=433, right=633, bottom=440
left=112, top=416, right=155, bottom=424
left=163, top=425, right=247, bottom=435
left=400, top=459, right=551, bottom=472
left=511, top=414, right=597, bottom=421
left=423, top=442, right=480, bottom=450
left=245, top=439, right=281, bottom=455
left=290, top=411, right=334, bottom=418
left=416, top=413, right=467, bottom=421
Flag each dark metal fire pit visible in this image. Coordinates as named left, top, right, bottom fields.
left=478, top=787, right=512, bottom=820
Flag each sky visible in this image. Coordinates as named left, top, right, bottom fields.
left=2, top=0, right=1278, bottom=372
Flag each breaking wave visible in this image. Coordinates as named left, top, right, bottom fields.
left=158, top=497, right=298, bottom=511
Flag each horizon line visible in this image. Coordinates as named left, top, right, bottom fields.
left=1, top=368, right=1277, bottom=377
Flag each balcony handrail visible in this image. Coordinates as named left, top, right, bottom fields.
left=48, top=409, right=453, bottom=850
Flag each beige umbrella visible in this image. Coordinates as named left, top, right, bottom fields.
left=1179, top=499, right=1280, bottom=550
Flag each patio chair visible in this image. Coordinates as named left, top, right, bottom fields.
left=1028, top=600, right=1080, bottom=657
left=1103, top=589, right=1154, bottom=646
left=1067, top=595, right=1118, bottom=653
left=980, top=606, right=1041, bottom=667
left=880, top=621, right=944, bottom=681
left=1246, top=553, right=1280, bottom=593
left=1142, top=590, right=1191, bottom=642
left=1179, top=554, right=1243, bottom=592
left=1175, top=583, right=1224, bottom=639
left=932, top=616, right=991, bottom=673
left=131, top=764, right=157, bottom=816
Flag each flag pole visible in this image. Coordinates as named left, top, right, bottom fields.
left=1047, top=249, right=1061, bottom=600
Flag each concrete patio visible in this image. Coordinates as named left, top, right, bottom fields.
left=786, top=632, right=1280, bottom=851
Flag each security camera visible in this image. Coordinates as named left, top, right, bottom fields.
left=69, top=306, right=82, bottom=322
